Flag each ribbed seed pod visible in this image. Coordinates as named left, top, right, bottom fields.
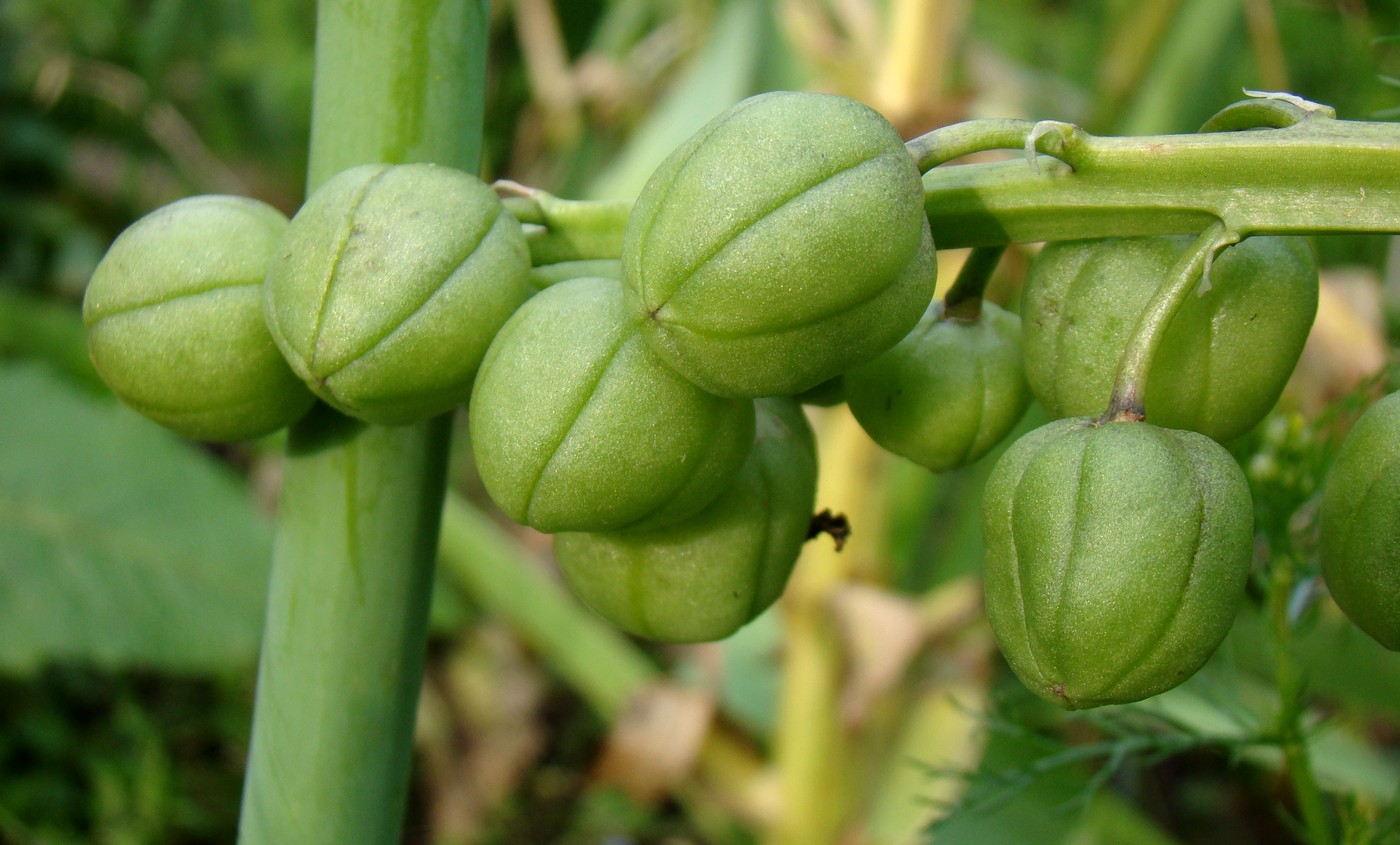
left=1318, top=391, right=1400, bottom=651
left=263, top=163, right=532, bottom=425
left=846, top=301, right=1030, bottom=472
left=469, top=276, right=755, bottom=534
left=622, top=91, right=936, bottom=398
left=982, top=417, right=1254, bottom=709
left=84, top=195, right=315, bottom=441
left=1022, top=235, right=1317, bottom=442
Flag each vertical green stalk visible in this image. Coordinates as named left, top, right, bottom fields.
left=1269, top=552, right=1335, bottom=845
left=1102, top=220, right=1232, bottom=423
left=941, top=245, right=1005, bottom=318
left=237, top=2, right=488, bottom=843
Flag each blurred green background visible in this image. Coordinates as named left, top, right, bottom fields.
left=3, top=1, right=1400, bottom=843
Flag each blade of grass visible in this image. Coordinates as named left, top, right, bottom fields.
left=436, top=494, right=652, bottom=718
left=1117, top=0, right=1240, bottom=135
left=585, top=0, right=766, bottom=200
left=436, top=492, right=778, bottom=828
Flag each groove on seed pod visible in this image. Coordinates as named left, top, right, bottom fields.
left=621, top=90, right=937, bottom=398
left=469, top=276, right=755, bottom=534
left=84, top=195, right=316, bottom=442
left=263, top=163, right=532, bottom=425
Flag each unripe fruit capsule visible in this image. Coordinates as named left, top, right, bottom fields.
left=846, top=301, right=1030, bottom=472
left=982, top=417, right=1254, bottom=709
left=83, top=195, right=315, bottom=442
left=1318, top=390, right=1400, bottom=651
left=622, top=91, right=937, bottom=398
left=469, top=276, right=755, bottom=534
left=1022, top=235, right=1318, bottom=443
left=263, top=163, right=532, bottom=425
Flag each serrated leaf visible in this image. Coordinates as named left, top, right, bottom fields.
left=0, top=363, right=272, bottom=674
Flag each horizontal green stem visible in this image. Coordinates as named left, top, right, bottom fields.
left=921, top=113, right=1400, bottom=247
left=501, top=106, right=1400, bottom=262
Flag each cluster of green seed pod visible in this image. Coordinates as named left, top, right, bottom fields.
left=85, top=90, right=938, bottom=644
left=468, top=90, right=940, bottom=640
left=975, top=233, right=1322, bottom=708
left=85, top=162, right=533, bottom=440
left=90, top=89, right=1383, bottom=696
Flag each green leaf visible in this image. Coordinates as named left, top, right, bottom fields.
left=1138, top=676, right=1400, bottom=803
left=927, top=700, right=1091, bottom=845
left=1229, top=602, right=1400, bottom=724
left=0, top=363, right=272, bottom=673
left=0, top=287, right=104, bottom=394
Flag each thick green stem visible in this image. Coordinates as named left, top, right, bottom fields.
left=1101, top=221, right=1233, bottom=423
left=238, top=411, right=451, bottom=843
left=504, top=106, right=1400, bottom=260
left=921, top=111, right=1400, bottom=247
left=302, top=0, right=487, bottom=188
left=1269, top=553, right=1335, bottom=845
left=237, top=2, right=488, bottom=843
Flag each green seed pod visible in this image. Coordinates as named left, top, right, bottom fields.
left=1318, top=391, right=1400, bottom=650
left=83, top=195, right=315, bottom=442
left=264, top=163, right=531, bottom=425
left=846, top=301, right=1030, bottom=472
left=1022, top=235, right=1318, bottom=442
left=554, top=397, right=817, bottom=642
left=982, top=418, right=1253, bottom=709
left=469, top=276, right=755, bottom=534
left=621, top=91, right=937, bottom=398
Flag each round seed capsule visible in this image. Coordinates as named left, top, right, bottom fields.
left=84, top=195, right=315, bottom=441
left=264, top=163, right=532, bottom=425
